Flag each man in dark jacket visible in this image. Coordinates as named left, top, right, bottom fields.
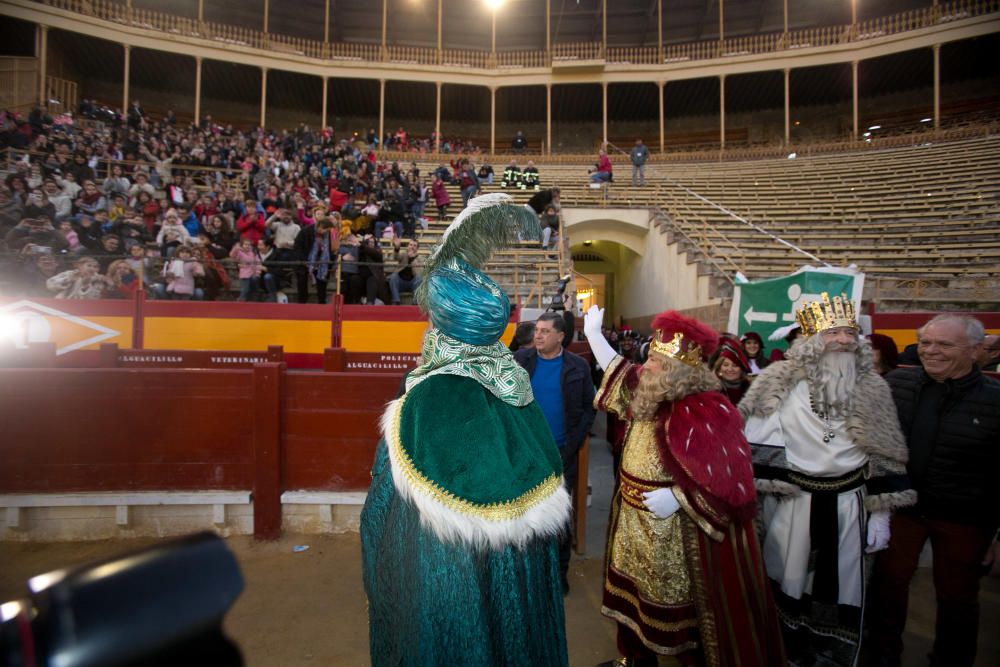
left=870, top=314, right=1000, bottom=667
left=514, top=312, right=595, bottom=594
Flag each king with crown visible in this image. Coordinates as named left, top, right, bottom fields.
left=583, top=306, right=785, bottom=667
left=739, top=293, right=916, bottom=667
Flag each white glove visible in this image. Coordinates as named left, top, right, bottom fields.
left=643, top=488, right=681, bottom=519
left=866, top=511, right=891, bottom=553
left=583, top=306, right=618, bottom=370
left=583, top=305, right=604, bottom=338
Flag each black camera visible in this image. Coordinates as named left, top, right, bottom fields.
left=0, top=532, right=244, bottom=667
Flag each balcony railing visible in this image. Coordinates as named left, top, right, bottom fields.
left=28, top=0, right=1000, bottom=72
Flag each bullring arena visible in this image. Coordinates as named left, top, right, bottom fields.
left=0, top=0, right=998, bottom=665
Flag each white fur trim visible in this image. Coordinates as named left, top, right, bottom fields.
left=380, top=398, right=572, bottom=551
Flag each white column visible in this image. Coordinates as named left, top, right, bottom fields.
left=546, top=83, right=552, bottom=156
left=324, top=0, right=330, bottom=43
left=435, top=81, right=442, bottom=153
left=852, top=60, right=859, bottom=140
left=658, top=81, right=665, bottom=153
left=378, top=79, right=386, bottom=153
left=260, top=67, right=268, bottom=128
left=490, top=86, right=496, bottom=155
left=932, top=44, right=941, bottom=131
left=784, top=68, right=790, bottom=145
left=719, top=74, right=725, bottom=150
left=602, top=81, right=608, bottom=145
left=122, top=45, right=130, bottom=114
left=321, top=76, right=328, bottom=130
left=194, top=56, right=202, bottom=124
left=37, top=25, right=48, bottom=106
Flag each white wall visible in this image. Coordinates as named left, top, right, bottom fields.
left=564, top=208, right=721, bottom=322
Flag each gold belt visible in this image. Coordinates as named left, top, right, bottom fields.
left=619, top=470, right=671, bottom=511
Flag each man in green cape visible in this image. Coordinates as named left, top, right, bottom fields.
left=361, top=193, right=572, bottom=666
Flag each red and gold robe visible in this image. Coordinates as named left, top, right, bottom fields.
left=597, top=357, right=785, bottom=666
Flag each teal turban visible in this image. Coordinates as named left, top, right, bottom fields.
left=416, top=193, right=541, bottom=345
left=425, top=259, right=510, bottom=346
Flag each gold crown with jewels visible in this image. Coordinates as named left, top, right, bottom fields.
left=795, top=292, right=859, bottom=336
left=650, top=331, right=703, bottom=367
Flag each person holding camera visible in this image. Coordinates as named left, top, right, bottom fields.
left=589, top=149, right=613, bottom=184
left=388, top=237, right=421, bottom=306
left=46, top=256, right=113, bottom=299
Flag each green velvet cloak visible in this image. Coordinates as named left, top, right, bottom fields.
left=360, top=373, right=570, bottom=666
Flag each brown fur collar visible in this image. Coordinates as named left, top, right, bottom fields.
left=739, top=359, right=909, bottom=466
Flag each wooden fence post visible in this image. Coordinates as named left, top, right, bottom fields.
left=253, top=362, right=284, bottom=540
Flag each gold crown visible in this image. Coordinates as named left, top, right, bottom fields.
left=795, top=292, right=859, bottom=336
left=650, top=331, right=703, bottom=367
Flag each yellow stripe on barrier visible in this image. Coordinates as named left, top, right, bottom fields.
left=144, top=318, right=331, bottom=353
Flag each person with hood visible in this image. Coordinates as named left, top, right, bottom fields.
left=713, top=336, right=752, bottom=405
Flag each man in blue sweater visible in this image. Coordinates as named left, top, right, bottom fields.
left=515, top=312, right=596, bottom=594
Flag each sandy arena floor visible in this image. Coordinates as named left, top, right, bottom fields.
left=2, top=418, right=997, bottom=666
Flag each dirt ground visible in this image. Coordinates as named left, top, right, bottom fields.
left=2, top=422, right=997, bottom=666
left=1, top=534, right=998, bottom=666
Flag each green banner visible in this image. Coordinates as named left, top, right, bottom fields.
left=727, top=267, right=864, bottom=350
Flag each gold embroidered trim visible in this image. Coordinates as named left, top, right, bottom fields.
left=388, top=392, right=563, bottom=521
left=602, top=580, right=699, bottom=634
left=674, top=487, right=725, bottom=541
left=596, top=355, right=630, bottom=414
left=682, top=517, right=721, bottom=667
left=600, top=606, right=700, bottom=656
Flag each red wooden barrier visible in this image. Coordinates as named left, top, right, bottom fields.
left=0, top=367, right=256, bottom=493
left=282, top=372, right=400, bottom=491
left=0, top=363, right=401, bottom=539
left=101, top=343, right=284, bottom=368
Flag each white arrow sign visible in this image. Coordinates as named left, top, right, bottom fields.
left=744, top=306, right=778, bottom=325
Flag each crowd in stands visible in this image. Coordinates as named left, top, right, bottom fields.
left=0, top=102, right=556, bottom=305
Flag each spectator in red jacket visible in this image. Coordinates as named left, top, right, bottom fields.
left=236, top=198, right=266, bottom=243
left=589, top=149, right=613, bottom=183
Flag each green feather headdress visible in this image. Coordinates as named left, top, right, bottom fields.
left=415, top=193, right=542, bottom=309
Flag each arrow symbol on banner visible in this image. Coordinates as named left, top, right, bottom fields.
left=744, top=306, right=778, bottom=325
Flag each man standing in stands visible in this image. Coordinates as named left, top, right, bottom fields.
left=629, top=139, right=649, bottom=187
left=740, top=293, right=915, bottom=667
left=514, top=312, right=595, bottom=595
left=868, top=314, right=1000, bottom=667
left=584, top=306, right=785, bottom=667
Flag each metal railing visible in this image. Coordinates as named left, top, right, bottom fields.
left=28, top=0, right=1000, bottom=72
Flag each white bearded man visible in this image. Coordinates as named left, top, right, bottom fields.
left=584, top=306, right=785, bottom=667
left=739, top=293, right=917, bottom=667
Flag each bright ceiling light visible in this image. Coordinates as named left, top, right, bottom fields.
left=920, top=117, right=932, bottom=122
left=485, top=0, right=504, bottom=9
left=868, top=125, right=881, bottom=130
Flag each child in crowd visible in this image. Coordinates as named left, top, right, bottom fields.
left=431, top=174, right=450, bottom=221
left=161, top=245, right=204, bottom=300
left=229, top=237, right=263, bottom=302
